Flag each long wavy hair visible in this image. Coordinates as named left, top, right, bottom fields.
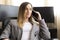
left=17, top=2, right=39, bottom=28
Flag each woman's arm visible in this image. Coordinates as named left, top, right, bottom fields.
left=0, top=23, right=11, bottom=40
left=39, top=19, right=51, bottom=40
left=33, top=11, right=51, bottom=39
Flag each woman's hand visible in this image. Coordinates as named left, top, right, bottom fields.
left=33, top=11, right=42, bottom=20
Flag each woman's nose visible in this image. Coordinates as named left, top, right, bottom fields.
left=27, top=10, right=30, bottom=13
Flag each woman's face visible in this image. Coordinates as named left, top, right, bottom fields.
left=24, top=4, right=32, bottom=19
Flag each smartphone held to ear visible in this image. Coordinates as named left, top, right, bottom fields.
left=32, top=10, right=39, bottom=21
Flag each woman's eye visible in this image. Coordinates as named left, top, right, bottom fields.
left=30, top=8, right=32, bottom=11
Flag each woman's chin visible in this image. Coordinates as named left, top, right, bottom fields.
left=26, top=16, right=31, bottom=19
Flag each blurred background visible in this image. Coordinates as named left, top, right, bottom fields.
left=0, top=0, right=60, bottom=40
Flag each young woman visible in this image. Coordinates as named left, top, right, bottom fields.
left=0, top=2, right=51, bottom=40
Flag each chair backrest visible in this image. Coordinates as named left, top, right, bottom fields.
left=0, top=11, right=10, bottom=35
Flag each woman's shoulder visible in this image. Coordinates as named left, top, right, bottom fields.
left=9, top=19, right=18, bottom=26
left=9, top=19, right=21, bottom=30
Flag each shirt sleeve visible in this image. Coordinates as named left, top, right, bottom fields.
left=39, top=19, right=51, bottom=40
left=0, top=24, right=11, bottom=39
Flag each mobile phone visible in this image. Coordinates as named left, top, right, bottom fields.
left=32, top=10, right=38, bottom=21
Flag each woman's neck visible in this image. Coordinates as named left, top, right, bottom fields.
left=24, top=18, right=29, bottom=22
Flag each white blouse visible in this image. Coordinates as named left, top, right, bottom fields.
left=21, top=22, right=32, bottom=40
